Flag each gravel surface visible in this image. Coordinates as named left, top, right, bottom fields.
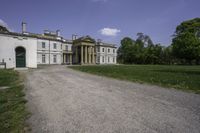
left=25, top=65, right=200, bottom=133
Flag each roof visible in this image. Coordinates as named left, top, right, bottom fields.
left=0, top=30, right=72, bottom=43
left=73, top=35, right=96, bottom=43
left=96, top=42, right=117, bottom=48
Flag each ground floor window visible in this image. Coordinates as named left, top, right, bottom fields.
left=97, top=56, right=100, bottom=63
left=102, top=56, right=104, bottom=63
left=113, top=57, right=115, bottom=63
left=42, top=54, right=45, bottom=63
left=108, top=57, right=110, bottom=63
left=53, top=55, right=57, bottom=63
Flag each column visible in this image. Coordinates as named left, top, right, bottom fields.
left=76, top=47, right=78, bottom=64
left=88, top=47, right=91, bottom=64
left=85, top=46, right=88, bottom=64
left=64, top=54, right=66, bottom=63
left=92, top=47, right=95, bottom=64
left=81, top=45, right=83, bottom=64
left=70, top=54, right=72, bottom=65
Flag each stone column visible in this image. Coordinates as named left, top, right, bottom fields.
left=63, top=54, right=66, bottom=63
left=76, top=47, right=78, bottom=64
left=92, top=47, right=95, bottom=64
left=88, top=47, right=91, bottom=64
left=85, top=46, right=88, bottom=64
left=70, top=54, right=72, bottom=65
left=81, top=45, right=83, bottom=64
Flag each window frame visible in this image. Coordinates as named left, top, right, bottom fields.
left=42, top=54, right=46, bottom=63
left=65, top=45, right=68, bottom=51
left=42, top=42, right=45, bottom=49
left=53, top=43, right=57, bottom=49
left=102, top=56, right=104, bottom=63
left=53, top=55, right=57, bottom=63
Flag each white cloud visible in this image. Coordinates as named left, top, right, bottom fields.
left=99, top=28, right=121, bottom=36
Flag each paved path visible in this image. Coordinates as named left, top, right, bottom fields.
left=25, top=65, right=200, bottom=133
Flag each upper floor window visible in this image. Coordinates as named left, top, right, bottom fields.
left=42, top=42, right=45, bottom=48
left=102, top=48, right=104, bottom=52
left=113, top=49, right=115, bottom=53
left=97, top=47, right=100, bottom=52
left=108, top=49, right=110, bottom=53
left=65, top=45, right=68, bottom=51
left=53, top=43, right=57, bottom=49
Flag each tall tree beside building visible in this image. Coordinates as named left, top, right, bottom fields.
left=172, top=18, right=200, bottom=64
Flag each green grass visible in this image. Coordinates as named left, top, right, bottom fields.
left=69, top=65, right=200, bottom=94
left=0, top=69, right=29, bottom=132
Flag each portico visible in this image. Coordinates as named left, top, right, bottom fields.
left=73, top=36, right=96, bottom=65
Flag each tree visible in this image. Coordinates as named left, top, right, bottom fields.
left=136, top=33, right=153, bottom=47
left=117, top=37, right=135, bottom=63
left=172, top=18, right=200, bottom=64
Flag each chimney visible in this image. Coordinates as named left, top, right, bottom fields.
left=97, top=39, right=102, bottom=45
left=97, top=39, right=102, bottom=43
left=22, top=22, right=27, bottom=33
left=56, top=30, right=61, bottom=36
left=72, top=34, right=78, bottom=40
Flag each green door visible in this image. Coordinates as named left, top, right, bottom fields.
left=16, top=47, right=26, bottom=68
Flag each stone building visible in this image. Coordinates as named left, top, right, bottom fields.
left=0, top=22, right=117, bottom=69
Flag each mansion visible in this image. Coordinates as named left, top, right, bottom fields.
left=0, top=22, right=117, bottom=69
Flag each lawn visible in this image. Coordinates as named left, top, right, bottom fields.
left=0, top=69, right=29, bottom=132
left=69, top=65, right=200, bottom=94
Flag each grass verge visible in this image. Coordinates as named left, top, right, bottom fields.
left=0, top=69, right=29, bottom=132
left=69, top=65, right=200, bottom=94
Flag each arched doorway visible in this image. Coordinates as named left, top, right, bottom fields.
left=15, top=47, right=26, bottom=67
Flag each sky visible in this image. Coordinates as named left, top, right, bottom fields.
left=0, top=0, right=199, bottom=46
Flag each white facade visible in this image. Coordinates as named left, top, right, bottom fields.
left=96, top=43, right=117, bottom=64
left=0, top=23, right=117, bottom=68
left=0, top=34, right=37, bottom=68
left=37, top=39, right=63, bottom=64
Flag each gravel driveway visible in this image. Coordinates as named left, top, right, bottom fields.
left=25, top=65, right=200, bottom=133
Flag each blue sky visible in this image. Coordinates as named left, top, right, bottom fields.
left=0, top=0, right=199, bottom=46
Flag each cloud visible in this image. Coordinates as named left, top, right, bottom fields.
left=99, top=28, right=121, bottom=36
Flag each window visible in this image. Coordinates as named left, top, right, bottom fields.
left=108, top=57, right=110, bottom=63
left=65, top=45, right=68, bottom=51
left=108, top=49, right=110, bottom=53
left=97, top=47, right=100, bottom=52
left=42, top=42, right=45, bottom=48
left=42, top=54, right=45, bottom=63
left=113, top=49, right=115, bottom=53
left=97, top=56, right=100, bottom=63
left=53, top=43, right=57, bottom=49
left=113, top=57, right=115, bottom=63
left=53, top=55, right=57, bottom=63
left=102, top=56, right=104, bottom=63
left=102, top=48, right=104, bottom=52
